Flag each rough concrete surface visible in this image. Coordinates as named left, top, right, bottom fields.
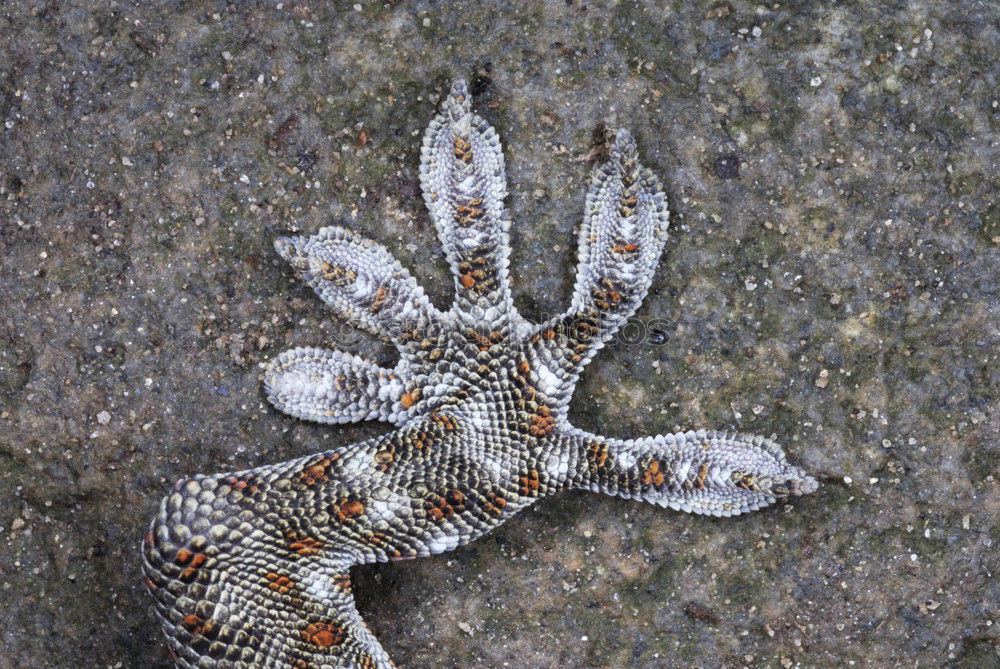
left=1, top=1, right=998, bottom=667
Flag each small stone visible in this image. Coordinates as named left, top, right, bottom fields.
left=97, top=410, right=111, bottom=425
left=815, top=369, right=830, bottom=388
left=713, top=153, right=740, bottom=179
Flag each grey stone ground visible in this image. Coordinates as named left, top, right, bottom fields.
left=1, top=1, right=998, bottom=667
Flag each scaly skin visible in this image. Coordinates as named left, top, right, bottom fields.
left=142, top=80, right=817, bottom=668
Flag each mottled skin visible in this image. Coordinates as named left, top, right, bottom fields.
left=142, top=80, right=817, bottom=668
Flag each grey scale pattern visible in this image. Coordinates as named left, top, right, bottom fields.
left=141, top=80, right=817, bottom=668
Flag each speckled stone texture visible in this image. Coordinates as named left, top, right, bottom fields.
left=0, top=1, right=997, bottom=667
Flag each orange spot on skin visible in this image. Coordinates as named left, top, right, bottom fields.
left=224, top=474, right=259, bottom=495
left=297, top=455, right=338, bottom=486
left=591, top=281, right=625, bottom=311
left=528, top=408, right=556, bottom=436
left=375, top=447, right=395, bottom=472
left=518, top=469, right=541, bottom=496
left=588, top=442, right=609, bottom=471
left=337, top=498, right=365, bottom=521
left=266, top=572, right=295, bottom=594
left=734, top=472, right=757, bottom=491
left=174, top=548, right=192, bottom=564
left=481, top=490, right=508, bottom=517
left=455, top=203, right=485, bottom=226
left=456, top=205, right=482, bottom=218
left=426, top=488, right=467, bottom=521
left=365, top=532, right=397, bottom=557
left=640, top=459, right=670, bottom=488
left=288, top=534, right=324, bottom=557
left=430, top=410, right=459, bottom=430
left=302, top=621, right=345, bottom=647
left=370, top=283, right=389, bottom=313
left=181, top=614, right=214, bottom=637
left=459, top=273, right=477, bottom=289
left=695, top=464, right=709, bottom=490
left=400, top=392, right=416, bottom=409
left=453, top=136, right=473, bottom=163
left=317, top=261, right=357, bottom=285
left=465, top=328, right=492, bottom=349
